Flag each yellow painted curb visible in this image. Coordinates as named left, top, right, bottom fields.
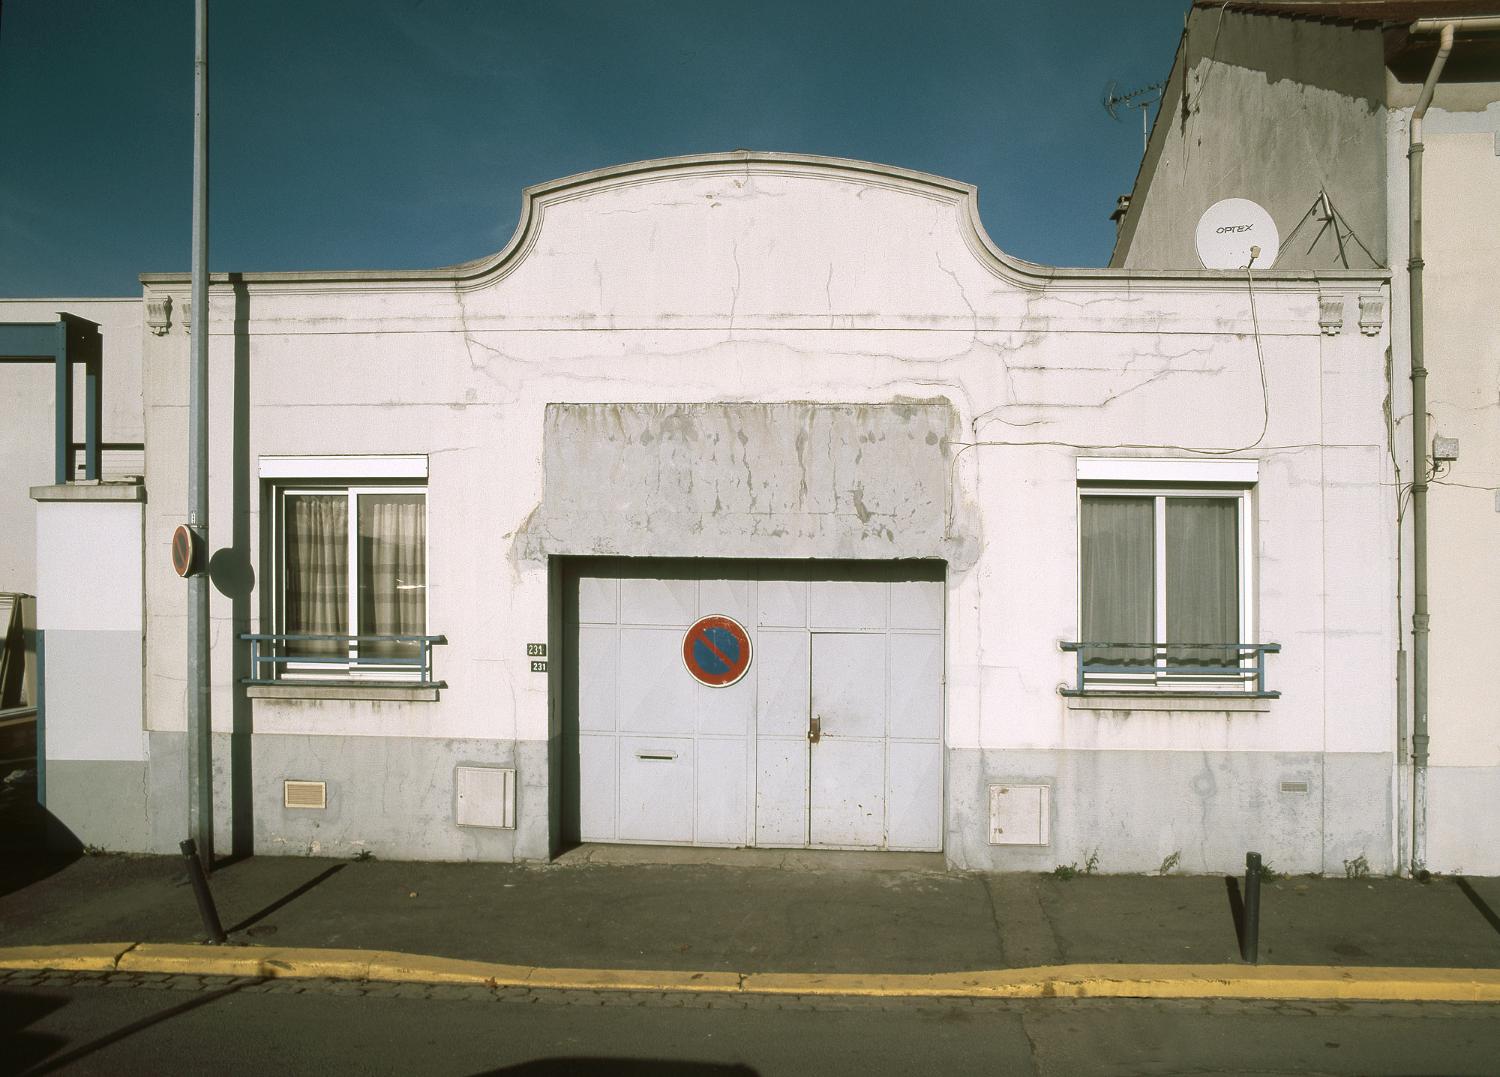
left=3, top=945, right=1499, bottom=1003
left=0, top=943, right=133, bottom=973
left=365, top=952, right=535, bottom=987
left=527, top=966, right=742, bottom=993
left=742, top=964, right=1500, bottom=1002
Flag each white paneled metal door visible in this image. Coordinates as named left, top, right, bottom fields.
left=809, top=633, right=887, bottom=846
left=571, top=562, right=942, bottom=851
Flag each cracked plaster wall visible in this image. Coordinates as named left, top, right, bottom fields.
left=128, top=156, right=1393, bottom=863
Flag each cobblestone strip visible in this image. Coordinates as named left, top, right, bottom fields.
left=9, top=968, right=1497, bottom=1018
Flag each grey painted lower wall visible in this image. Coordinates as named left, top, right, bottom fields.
left=43, top=759, right=151, bottom=851
left=1426, top=765, right=1500, bottom=875
left=945, top=748, right=1393, bottom=876
left=135, top=732, right=551, bottom=862
left=48, top=734, right=1398, bottom=876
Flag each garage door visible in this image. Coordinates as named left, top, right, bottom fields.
left=564, top=560, right=943, bottom=851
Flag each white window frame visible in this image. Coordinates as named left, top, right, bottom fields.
left=1076, top=459, right=1257, bottom=694
left=271, top=480, right=430, bottom=683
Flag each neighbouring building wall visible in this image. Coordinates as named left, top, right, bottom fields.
left=123, top=154, right=1391, bottom=871
left=30, top=484, right=147, bottom=849
left=0, top=362, right=51, bottom=595
left=1112, top=9, right=1388, bottom=272
left=0, top=298, right=144, bottom=596
left=1385, top=82, right=1500, bottom=874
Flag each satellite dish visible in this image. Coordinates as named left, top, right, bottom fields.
left=1195, top=198, right=1280, bottom=269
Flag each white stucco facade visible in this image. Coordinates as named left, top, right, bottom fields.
left=23, top=151, right=1394, bottom=872
left=1108, top=0, right=1500, bottom=875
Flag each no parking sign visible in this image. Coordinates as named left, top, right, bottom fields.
left=682, top=615, right=752, bottom=687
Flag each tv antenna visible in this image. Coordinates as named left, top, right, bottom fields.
left=1103, top=80, right=1166, bottom=152
left=1279, top=189, right=1380, bottom=269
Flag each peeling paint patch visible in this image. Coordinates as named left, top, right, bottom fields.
left=519, top=402, right=966, bottom=564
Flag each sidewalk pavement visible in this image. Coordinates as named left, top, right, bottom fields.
left=2, top=846, right=1499, bottom=1001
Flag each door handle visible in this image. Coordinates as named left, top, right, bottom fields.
left=808, top=714, right=821, bottom=744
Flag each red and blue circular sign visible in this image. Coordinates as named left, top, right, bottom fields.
left=682, top=615, right=752, bottom=688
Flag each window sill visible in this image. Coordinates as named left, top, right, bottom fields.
left=1063, top=692, right=1273, bottom=713
left=245, top=682, right=444, bottom=702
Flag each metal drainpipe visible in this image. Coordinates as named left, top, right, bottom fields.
left=1405, top=20, right=1451, bottom=877
left=1405, top=14, right=1500, bottom=876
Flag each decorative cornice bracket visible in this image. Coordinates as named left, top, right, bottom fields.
left=145, top=294, right=173, bottom=336
left=1318, top=294, right=1345, bottom=336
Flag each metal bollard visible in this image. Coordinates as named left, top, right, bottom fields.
left=180, top=838, right=228, bottom=944
left=1242, top=851, right=1262, bottom=964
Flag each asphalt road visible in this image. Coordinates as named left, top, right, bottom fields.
left=4, top=972, right=1499, bottom=1076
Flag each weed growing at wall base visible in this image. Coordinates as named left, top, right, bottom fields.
left=1052, top=850, right=1102, bottom=880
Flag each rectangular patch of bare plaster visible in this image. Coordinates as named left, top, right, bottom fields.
left=519, top=402, right=960, bottom=562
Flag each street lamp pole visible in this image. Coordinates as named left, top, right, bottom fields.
left=187, top=0, right=213, bottom=871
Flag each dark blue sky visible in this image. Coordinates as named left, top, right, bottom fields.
left=0, top=1, right=1185, bottom=296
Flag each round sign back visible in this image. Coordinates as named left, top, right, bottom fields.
left=171, top=524, right=201, bottom=578
left=682, top=615, right=752, bottom=687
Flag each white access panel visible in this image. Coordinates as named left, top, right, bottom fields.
left=571, top=564, right=943, bottom=851
left=453, top=766, right=516, bottom=829
left=989, top=784, right=1050, bottom=845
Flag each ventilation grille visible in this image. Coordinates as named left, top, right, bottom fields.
left=1280, top=781, right=1310, bottom=794
left=284, top=780, right=328, bottom=810
left=454, top=766, right=516, bottom=829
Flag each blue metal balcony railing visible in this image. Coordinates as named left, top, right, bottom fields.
left=1059, top=641, right=1281, bottom=698
left=241, top=633, right=447, bottom=687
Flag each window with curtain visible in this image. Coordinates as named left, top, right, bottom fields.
left=1080, top=491, right=1243, bottom=683
left=280, top=486, right=427, bottom=674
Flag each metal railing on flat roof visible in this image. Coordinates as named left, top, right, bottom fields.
left=1059, top=641, right=1280, bottom=698
left=241, top=633, right=447, bottom=687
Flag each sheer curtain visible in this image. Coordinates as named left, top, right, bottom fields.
left=284, top=494, right=348, bottom=657
left=1166, top=498, right=1238, bottom=668
left=358, top=493, right=426, bottom=661
left=1080, top=496, right=1154, bottom=668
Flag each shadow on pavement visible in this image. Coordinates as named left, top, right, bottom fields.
left=1455, top=877, right=1500, bottom=938
left=17, top=983, right=248, bottom=1076
left=0, top=850, right=82, bottom=901
left=226, top=863, right=346, bottom=935
left=1223, top=875, right=1247, bottom=957
left=0, top=767, right=81, bottom=898
left=0, top=989, right=68, bottom=1075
